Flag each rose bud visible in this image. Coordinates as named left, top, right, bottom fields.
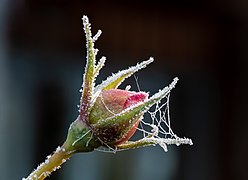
left=23, top=16, right=192, bottom=180
left=89, top=89, right=148, bottom=146
left=63, top=16, right=192, bottom=154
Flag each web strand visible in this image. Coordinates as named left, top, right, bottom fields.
left=96, top=85, right=192, bottom=153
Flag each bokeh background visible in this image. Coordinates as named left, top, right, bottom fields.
left=1, top=0, right=248, bottom=180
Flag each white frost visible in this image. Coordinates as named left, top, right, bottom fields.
left=93, top=30, right=102, bottom=42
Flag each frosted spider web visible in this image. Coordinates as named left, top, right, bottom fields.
left=96, top=79, right=193, bottom=153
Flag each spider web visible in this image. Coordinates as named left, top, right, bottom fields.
left=140, top=94, right=175, bottom=142
left=95, top=80, right=192, bottom=153
left=137, top=93, right=193, bottom=152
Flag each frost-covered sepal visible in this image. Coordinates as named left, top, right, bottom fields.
left=80, top=16, right=103, bottom=124
left=64, top=117, right=101, bottom=152
left=94, top=57, right=154, bottom=94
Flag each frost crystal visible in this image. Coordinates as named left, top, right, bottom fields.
left=45, top=159, right=49, bottom=164
left=55, top=146, right=61, bottom=153
left=93, top=30, right=102, bottom=42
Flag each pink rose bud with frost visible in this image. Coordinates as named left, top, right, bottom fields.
left=23, top=15, right=192, bottom=180
left=63, top=15, right=192, bottom=154
left=89, top=89, right=148, bottom=146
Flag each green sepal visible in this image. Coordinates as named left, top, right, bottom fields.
left=64, top=117, right=101, bottom=153
left=80, top=16, right=96, bottom=118
left=116, top=139, right=155, bottom=150
left=94, top=58, right=154, bottom=93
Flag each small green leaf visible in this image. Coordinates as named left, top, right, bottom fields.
left=64, top=118, right=101, bottom=152
left=80, top=15, right=99, bottom=121
left=94, top=57, right=154, bottom=93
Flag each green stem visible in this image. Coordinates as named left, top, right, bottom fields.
left=24, top=143, right=75, bottom=180
left=24, top=119, right=101, bottom=179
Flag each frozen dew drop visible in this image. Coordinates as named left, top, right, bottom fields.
left=159, top=141, right=168, bottom=152
left=45, top=159, right=49, bottom=164
left=94, top=48, right=99, bottom=55
left=93, top=29, right=102, bottom=42
left=55, top=146, right=61, bottom=153
left=125, top=85, right=131, bottom=91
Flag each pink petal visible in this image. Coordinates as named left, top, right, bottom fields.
left=123, top=92, right=148, bottom=109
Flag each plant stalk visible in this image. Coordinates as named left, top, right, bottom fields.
left=24, top=143, right=75, bottom=180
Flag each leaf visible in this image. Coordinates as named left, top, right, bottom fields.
left=80, top=16, right=98, bottom=121
left=94, top=57, right=154, bottom=94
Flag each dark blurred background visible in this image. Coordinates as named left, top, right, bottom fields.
left=0, top=0, right=248, bottom=180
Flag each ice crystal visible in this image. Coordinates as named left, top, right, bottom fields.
left=93, top=30, right=102, bottom=42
